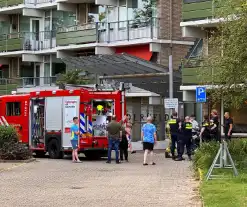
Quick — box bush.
[0,126,19,148]
[0,126,32,160]
[193,139,247,172]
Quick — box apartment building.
[180,0,247,136]
[0,0,194,94]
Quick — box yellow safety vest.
[168,119,177,124]
[185,123,192,129]
[97,105,103,111]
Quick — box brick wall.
[158,44,191,70]
[156,0,194,69]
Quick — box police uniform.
[201,120,211,142]
[168,117,180,159]
[176,121,192,161]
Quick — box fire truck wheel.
[48,139,63,159]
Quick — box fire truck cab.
[0,86,126,159]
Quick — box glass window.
[52,10,76,30]
[6,102,21,116]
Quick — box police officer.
[199,115,211,142]
[168,112,180,160]
[176,116,192,161]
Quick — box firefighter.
[176,116,192,161]
[97,104,104,115]
[199,115,211,142]
[168,112,181,160]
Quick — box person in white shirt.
[190,114,199,133]
[190,114,199,150]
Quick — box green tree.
[200,0,247,109]
[132,0,153,27]
[56,70,93,85]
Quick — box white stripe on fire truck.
[1,116,9,126]
[80,113,86,133]
[88,121,92,134]
[0,118,4,126]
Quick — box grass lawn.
[200,171,247,207]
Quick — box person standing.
[199,115,211,142]
[176,116,193,161]
[119,121,129,162]
[224,112,233,141]
[141,116,157,166]
[168,112,181,160]
[70,117,82,163]
[106,115,122,164]
[210,109,219,142]
[190,114,199,150]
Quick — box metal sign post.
[196,87,206,144]
[206,140,238,181]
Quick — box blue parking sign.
[196,87,206,103]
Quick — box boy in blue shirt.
[70,117,81,163]
[141,116,157,165]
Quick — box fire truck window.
[6,102,21,116]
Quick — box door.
[30,19,41,50]
[62,96,80,148]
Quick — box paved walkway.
[0,153,201,207]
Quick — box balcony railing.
[182,0,220,21]
[98,18,161,43]
[56,18,163,46]
[0,0,55,7]
[0,31,56,53]
[0,77,57,88]
[16,76,57,88]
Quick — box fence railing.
[0,0,55,7]
[97,17,162,43]
[0,31,56,52]
[0,77,57,88]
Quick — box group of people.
[69,109,234,164]
[168,110,234,161]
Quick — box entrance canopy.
[61,53,182,98]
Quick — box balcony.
[56,18,162,46]
[16,76,57,88]
[98,18,160,43]
[182,56,219,85]
[0,31,56,53]
[0,77,57,95]
[182,0,218,21]
[0,0,55,8]
[56,24,97,46]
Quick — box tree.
[132,0,153,27]
[56,70,94,86]
[200,0,247,109]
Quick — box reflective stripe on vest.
[203,123,209,127]
[168,119,177,124]
[185,123,192,129]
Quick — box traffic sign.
[196,87,206,102]
[164,98,178,109]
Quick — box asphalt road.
[0,152,201,207]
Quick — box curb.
[198,168,205,207]
[0,158,36,163]
[198,168,203,181]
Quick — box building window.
[6,102,21,116]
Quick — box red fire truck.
[0,86,126,159]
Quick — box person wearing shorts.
[141,116,157,166]
[70,117,81,163]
